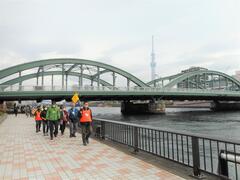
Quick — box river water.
[92,107,240,140]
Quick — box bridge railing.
[0,85,240,95]
[93,118,240,179]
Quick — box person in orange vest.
[80,102,93,146]
[34,106,42,133]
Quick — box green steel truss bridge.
[0,58,240,101]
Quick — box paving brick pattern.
[0,114,184,180]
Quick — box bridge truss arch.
[148,70,240,91]
[0,58,148,89]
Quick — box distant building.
[181,67,208,73]
[233,71,240,81]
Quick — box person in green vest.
[46,101,60,140]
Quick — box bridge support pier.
[211,101,240,111]
[121,100,165,115]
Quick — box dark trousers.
[36,120,41,132]
[81,122,92,144]
[49,120,59,139]
[60,121,66,134]
[69,121,78,136]
[42,120,49,134]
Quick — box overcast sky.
[0,0,239,82]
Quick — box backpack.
[69,109,77,122]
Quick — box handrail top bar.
[220,153,240,164]
[220,150,240,157]
[93,118,240,145]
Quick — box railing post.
[101,121,105,140]
[134,127,139,152]
[218,150,229,177]
[192,136,201,177]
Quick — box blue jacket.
[68,108,79,122]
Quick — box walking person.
[13,103,18,117]
[29,106,34,117]
[24,106,28,117]
[68,103,79,138]
[60,105,68,135]
[25,105,31,117]
[46,101,60,140]
[41,106,49,136]
[34,107,42,132]
[80,102,93,146]
[31,107,36,117]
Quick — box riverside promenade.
[0,114,185,180]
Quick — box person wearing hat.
[46,101,60,140]
[41,106,48,136]
[68,103,79,138]
[59,105,68,135]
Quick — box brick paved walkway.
[0,114,184,180]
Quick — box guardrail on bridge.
[1,85,240,95]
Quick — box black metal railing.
[92,118,240,180]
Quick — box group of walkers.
[13,103,32,117]
[33,101,93,146]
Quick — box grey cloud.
[170,37,240,70]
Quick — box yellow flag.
[72,92,79,104]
